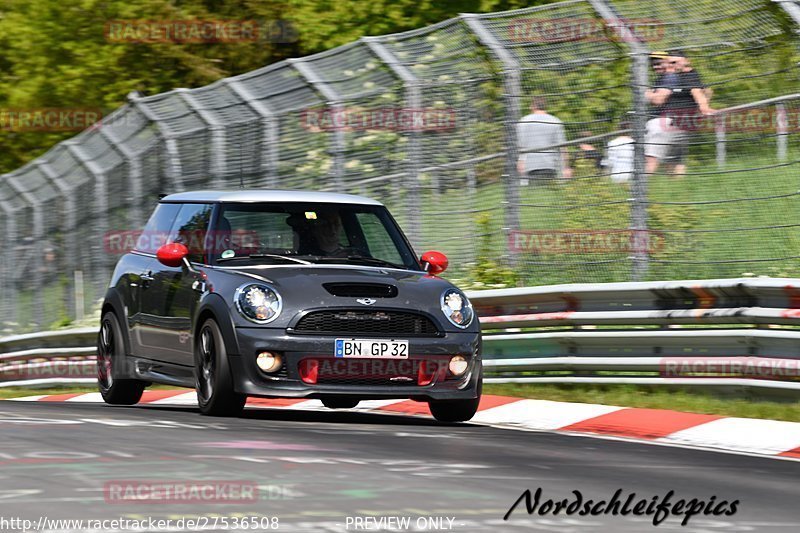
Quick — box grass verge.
[484,383,800,423]
[0,384,181,400]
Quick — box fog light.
[448,355,469,376]
[256,351,282,373]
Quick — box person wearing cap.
[644,49,714,176]
[650,51,669,76]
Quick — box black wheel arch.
[194,293,241,357]
[101,288,132,358]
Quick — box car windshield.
[211,202,422,270]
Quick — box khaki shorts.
[645,117,687,163]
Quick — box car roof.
[160,189,384,206]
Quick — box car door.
[129,202,181,359]
[139,203,212,366]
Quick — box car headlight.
[441,288,474,328]
[235,283,282,324]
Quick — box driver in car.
[288,210,354,257]
[308,211,345,255]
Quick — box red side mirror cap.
[156,243,189,268]
[421,250,448,275]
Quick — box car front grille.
[291,310,440,337]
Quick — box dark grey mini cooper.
[98,190,482,422]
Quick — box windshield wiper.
[217,254,313,265]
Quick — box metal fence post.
[4,176,45,328]
[98,118,145,228]
[776,102,788,161]
[36,161,77,321]
[462,14,522,261]
[588,0,651,281]
[177,89,227,188]
[362,36,423,248]
[127,93,185,193]
[775,0,800,27]
[290,59,346,192]
[66,142,110,306]
[225,79,280,188]
[0,200,17,328]
[715,115,727,168]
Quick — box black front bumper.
[229,328,482,401]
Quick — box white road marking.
[471,399,623,430]
[6,395,47,401]
[65,393,103,402]
[659,417,800,455]
[149,391,198,404]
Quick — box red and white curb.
[8,391,800,461]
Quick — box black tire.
[97,311,146,405]
[195,319,246,417]
[321,398,360,409]
[428,377,482,423]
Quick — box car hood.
[206,264,466,330]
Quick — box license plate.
[335,339,409,359]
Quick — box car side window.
[167,203,213,263]
[134,203,181,254]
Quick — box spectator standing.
[605,124,635,183]
[516,97,572,186]
[645,50,714,176]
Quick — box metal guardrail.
[473,277,800,389]
[2,278,800,389]
[0,328,97,387]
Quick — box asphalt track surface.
[0,401,798,532]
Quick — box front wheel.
[195,319,246,417]
[428,378,482,423]
[97,311,146,405]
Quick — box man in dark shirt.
[645,50,714,176]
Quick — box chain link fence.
[1,0,800,333]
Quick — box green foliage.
[455,212,518,290]
[0,0,554,175]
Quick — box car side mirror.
[420,250,448,275]
[156,243,189,268]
